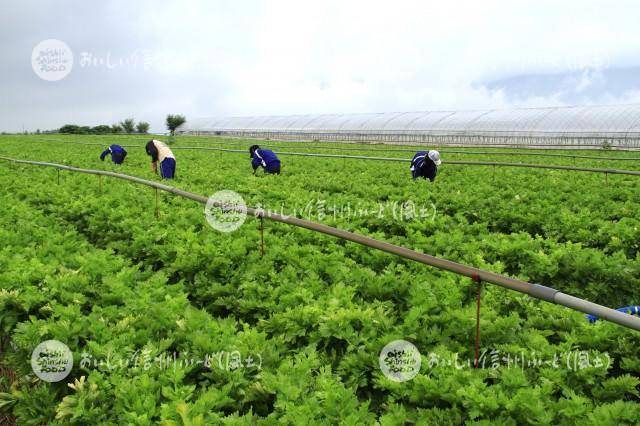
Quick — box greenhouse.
[177,103,640,148]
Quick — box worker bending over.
[410,150,441,181]
[100,144,127,164]
[145,139,176,179]
[249,145,281,175]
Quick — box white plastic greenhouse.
[176,104,640,148]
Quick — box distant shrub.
[59,124,80,134]
[136,122,150,134]
[91,125,112,135]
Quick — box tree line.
[58,114,186,135]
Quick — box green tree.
[166,114,186,136]
[59,124,80,134]
[111,124,123,134]
[91,125,112,135]
[136,122,150,134]
[120,118,135,134]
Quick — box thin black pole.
[473,273,482,368]
[260,216,265,256]
[155,188,160,218]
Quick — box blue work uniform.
[100,144,127,164]
[410,151,437,181]
[252,149,281,174]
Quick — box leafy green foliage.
[0,134,639,423]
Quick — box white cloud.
[1,0,640,131]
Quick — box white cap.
[428,150,442,166]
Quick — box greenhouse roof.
[178,104,640,136]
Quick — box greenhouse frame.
[176,103,640,148]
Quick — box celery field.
[1,134,640,425]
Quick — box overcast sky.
[2,0,640,133]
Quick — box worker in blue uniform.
[100,144,127,164]
[410,150,441,181]
[249,145,281,175]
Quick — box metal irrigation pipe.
[1,155,639,332]
[159,146,640,176]
[4,140,640,175]
[165,140,640,161]
[9,137,640,160]
[445,160,640,176]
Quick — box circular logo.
[204,190,247,232]
[379,339,421,382]
[31,39,74,81]
[31,340,73,382]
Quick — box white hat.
[428,150,442,166]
